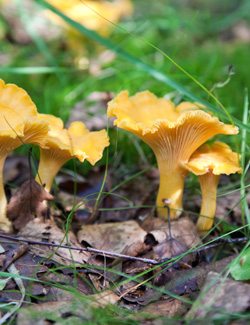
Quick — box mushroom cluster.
[107,91,240,231]
[0,79,109,232]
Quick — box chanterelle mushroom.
[36,116,109,191]
[184,141,241,232]
[0,80,48,231]
[107,91,238,219]
[47,0,133,35]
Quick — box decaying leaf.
[78,220,148,256]
[91,290,120,308]
[18,218,91,265]
[164,255,236,296]
[0,244,26,325]
[142,298,188,318]
[7,179,54,230]
[186,271,250,319]
[145,217,200,260]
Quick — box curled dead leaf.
[78,220,147,256]
[7,179,54,231]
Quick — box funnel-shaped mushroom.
[36,117,109,191]
[184,141,241,232]
[107,91,238,219]
[0,80,48,231]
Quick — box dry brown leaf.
[7,179,54,231]
[186,271,250,320]
[78,220,147,255]
[142,298,188,318]
[146,217,200,260]
[91,290,120,308]
[18,218,91,265]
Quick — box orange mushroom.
[0,80,48,231]
[184,142,242,232]
[107,91,238,219]
[47,0,133,35]
[46,0,133,55]
[36,116,109,191]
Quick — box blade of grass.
[0,66,76,74]
[36,0,250,131]
[240,89,250,229]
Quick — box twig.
[0,234,247,265]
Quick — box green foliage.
[230,247,250,280]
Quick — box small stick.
[0,234,247,266]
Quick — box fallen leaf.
[78,220,147,255]
[164,255,236,296]
[0,244,25,324]
[18,218,91,265]
[91,290,120,308]
[186,271,250,319]
[145,217,200,260]
[2,244,28,271]
[7,179,54,231]
[142,298,188,318]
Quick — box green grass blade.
[240,89,250,229]
[0,66,77,74]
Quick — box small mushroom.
[36,116,109,191]
[107,91,238,219]
[0,80,48,231]
[184,142,242,232]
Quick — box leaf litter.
[0,157,249,323]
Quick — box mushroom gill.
[107,90,238,219]
[184,141,242,233]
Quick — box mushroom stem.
[197,173,220,233]
[156,158,187,219]
[36,150,67,192]
[0,155,11,231]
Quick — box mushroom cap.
[0,79,37,117]
[184,142,242,175]
[108,91,238,136]
[107,91,238,165]
[68,121,110,164]
[37,114,71,152]
[39,116,109,164]
[0,107,24,138]
[0,79,38,138]
[47,0,133,34]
